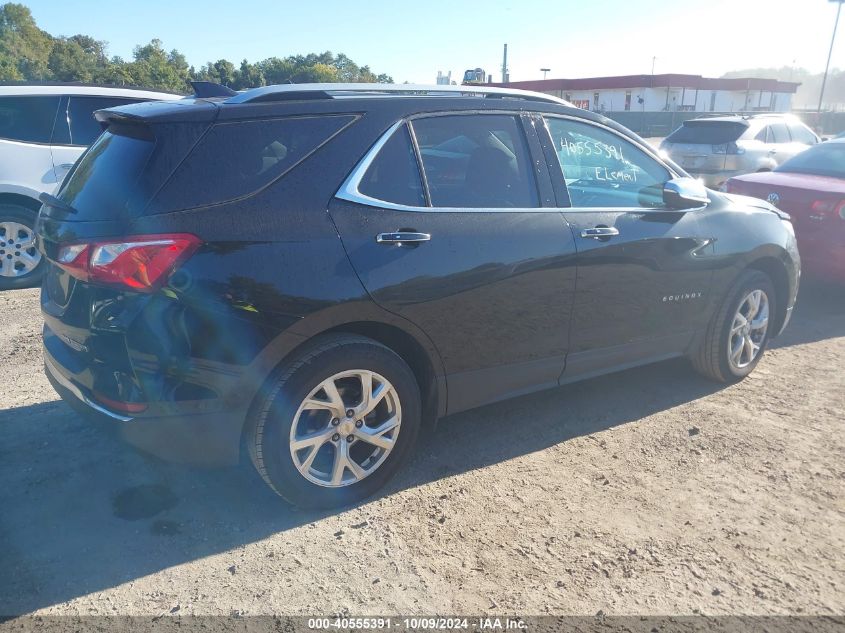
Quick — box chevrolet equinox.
[37,83,800,508]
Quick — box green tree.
[234,58,264,90]
[0,3,52,80]
[126,39,189,92]
[257,56,295,85]
[0,3,393,91]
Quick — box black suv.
[37,83,800,508]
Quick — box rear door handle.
[376,232,431,245]
[580,227,619,239]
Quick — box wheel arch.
[0,192,42,214]
[321,321,443,428]
[746,255,791,336]
[237,310,448,457]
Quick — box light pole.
[540,68,550,80]
[818,0,845,112]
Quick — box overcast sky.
[22,0,845,83]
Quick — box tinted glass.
[755,127,770,142]
[775,142,845,179]
[769,122,790,143]
[787,122,818,145]
[411,115,538,208]
[58,128,155,220]
[546,117,669,208]
[0,96,59,143]
[155,115,355,211]
[64,97,141,146]
[359,125,425,206]
[665,120,747,144]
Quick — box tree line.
[0,3,392,94]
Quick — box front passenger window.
[545,117,669,208]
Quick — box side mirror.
[663,177,710,210]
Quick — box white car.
[0,84,181,289]
[660,113,820,189]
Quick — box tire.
[0,204,46,291]
[246,334,421,508]
[692,269,776,383]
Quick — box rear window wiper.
[38,192,78,215]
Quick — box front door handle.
[376,232,431,245]
[57,163,74,170]
[580,226,620,239]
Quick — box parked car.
[726,138,845,283]
[0,84,180,289]
[660,114,820,189]
[37,83,799,508]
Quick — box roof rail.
[224,83,572,106]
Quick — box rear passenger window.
[411,115,538,208]
[0,96,60,143]
[154,115,356,211]
[769,122,790,143]
[358,125,425,207]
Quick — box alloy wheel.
[728,289,770,370]
[0,221,41,278]
[289,369,402,487]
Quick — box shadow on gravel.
[771,279,845,349]
[0,285,841,615]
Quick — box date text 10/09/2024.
[307,617,528,630]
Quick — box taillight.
[810,199,845,220]
[55,234,201,292]
[712,142,744,155]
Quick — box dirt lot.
[1,283,843,617]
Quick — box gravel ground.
[0,283,843,617]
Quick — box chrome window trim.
[335,110,556,213]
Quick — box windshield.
[665,120,748,144]
[775,142,845,179]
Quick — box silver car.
[660,114,820,189]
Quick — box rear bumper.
[44,345,244,466]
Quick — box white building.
[497,74,799,113]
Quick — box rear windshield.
[775,142,845,179]
[58,126,155,220]
[665,120,747,145]
[150,115,356,212]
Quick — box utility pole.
[540,68,550,80]
[651,56,656,75]
[502,43,509,84]
[819,0,844,112]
